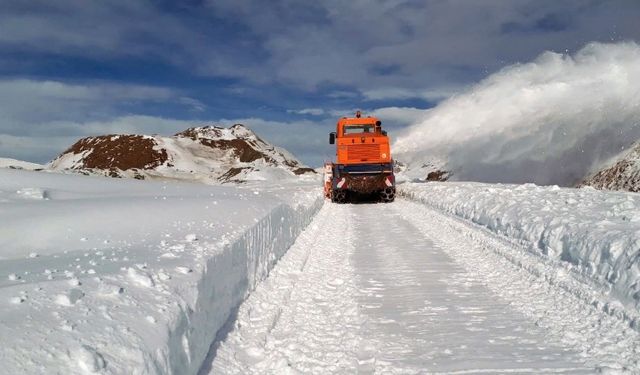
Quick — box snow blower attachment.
[324,111,395,203]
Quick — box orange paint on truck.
[334,114,391,165]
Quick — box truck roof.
[338,116,378,125]
[337,116,380,125]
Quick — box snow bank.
[394,41,640,186]
[0,169,322,374]
[399,182,640,321]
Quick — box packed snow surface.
[208,200,639,373]
[394,41,640,186]
[0,169,320,375]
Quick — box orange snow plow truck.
[324,111,395,203]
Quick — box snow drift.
[48,124,315,184]
[399,182,640,324]
[394,41,640,186]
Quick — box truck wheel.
[380,187,395,203]
[332,190,347,204]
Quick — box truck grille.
[347,144,380,162]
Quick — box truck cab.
[330,112,392,165]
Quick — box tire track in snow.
[395,199,640,373]
[206,203,364,374]
[351,203,590,374]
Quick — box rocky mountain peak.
[580,142,640,192]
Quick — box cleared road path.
[203,199,634,374]
[351,202,586,374]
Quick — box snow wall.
[394,41,640,186]
[399,183,640,328]
[171,200,323,375]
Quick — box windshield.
[344,125,375,134]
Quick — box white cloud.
[3,1,640,96]
[0,79,176,122]
[0,1,197,61]
[0,78,182,130]
[394,41,640,186]
[202,0,640,92]
[327,91,358,99]
[0,79,173,101]
[327,109,357,118]
[179,97,207,112]
[0,78,195,162]
[361,86,464,102]
[287,108,325,116]
[0,133,78,163]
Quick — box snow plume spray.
[394,42,640,186]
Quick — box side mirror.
[329,132,336,144]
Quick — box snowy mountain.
[48,124,315,183]
[0,157,43,170]
[580,141,640,192]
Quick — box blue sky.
[1,0,639,166]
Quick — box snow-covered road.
[206,199,639,374]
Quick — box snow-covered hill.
[48,124,315,183]
[580,142,640,192]
[0,157,43,170]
